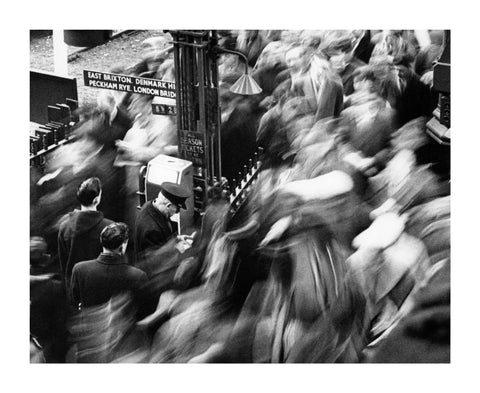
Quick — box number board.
[152,103,177,116]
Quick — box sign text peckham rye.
[83,70,176,98]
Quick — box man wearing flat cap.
[134,182,191,261]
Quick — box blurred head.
[97,90,118,114]
[371,32,415,68]
[77,177,102,208]
[141,35,172,66]
[300,30,323,52]
[282,96,314,123]
[352,66,376,93]
[247,30,259,39]
[101,222,129,254]
[429,30,444,46]
[267,30,282,41]
[255,42,286,69]
[219,54,243,83]
[30,236,48,268]
[352,64,395,98]
[208,184,228,202]
[281,30,303,45]
[320,33,355,73]
[285,46,308,73]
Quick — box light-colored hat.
[352,212,406,250]
[281,170,353,201]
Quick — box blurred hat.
[281,170,353,201]
[352,212,405,250]
[160,182,191,209]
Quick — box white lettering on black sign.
[179,130,206,167]
[83,70,176,98]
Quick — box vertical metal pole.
[53,30,68,76]
[197,46,206,132]
[173,30,223,212]
[209,30,222,180]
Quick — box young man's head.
[77,177,102,209]
[100,222,129,255]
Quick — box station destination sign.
[83,70,176,99]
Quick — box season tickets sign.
[83,70,176,98]
[179,130,205,166]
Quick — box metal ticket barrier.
[30,99,79,170]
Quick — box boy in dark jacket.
[71,222,148,309]
[57,177,113,287]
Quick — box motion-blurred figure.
[219,82,264,183]
[279,45,344,122]
[132,34,173,77]
[348,212,430,345]
[69,293,149,363]
[30,236,67,362]
[253,41,288,97]
[414,30,444,77]
[236,30,268,68]
[193,171,370,362]
[351,30,374,64]
[367,258,450,363]
[338,64,397,175]
[320,31,365,96]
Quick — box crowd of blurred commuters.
[30,29,450,363]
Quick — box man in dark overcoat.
[134,182,191,260]
[70,222,148,310]
[58,177,113,288]
[70,223,149,362]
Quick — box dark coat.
[252,62,288,97]
[353,30,374,64]
[134,201,174,259]
[275,69,344,121]
[369,259,450,363]
[340,99,396,169]
[58,210,113,286]
[340,57,366,96]
[220,98,263,183]
[70,253,148,309]
[314,74,344,122]
[30,269,67,362]
[395,67,436,127]
[236,33,268,68]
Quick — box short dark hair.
[100,222,129,250]
[77,177,102,206]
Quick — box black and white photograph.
[4,0,478,391]
[29,27,451,364]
